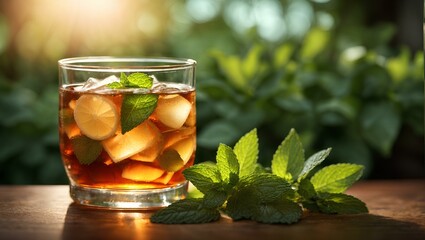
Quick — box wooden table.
[0,180,424,240]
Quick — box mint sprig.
[151,128,368,224]
[107,73,158,134]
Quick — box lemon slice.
[74,95,119,141]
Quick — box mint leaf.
[127,72,154,88]
[233,128,259,177]
[184,163,228,209]
[302,201,320,212]
[251,200,302,224]
[107,73,129,89]
[225,184,258,220]
[107,73,158,133]
[297,178,317,200]
[317,193,369,214]
[225,173,295,220]
[150,198,220,224]
[202,190,228,209]
[298,148,332,181]
[216,143,239,184]
[183,162,222,194]
[158,149,184,172]
[310,163,364,193]
[121,94,158,134]
[297,179,320,212]
[70,135,102,165]
[120,72,129,85]
[253,163,268,174]
[59,108,74,125]
[271,128,305,182]
[107,81,124,89]
[187,184,204,199]
[240,173,294,203]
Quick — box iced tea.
[59,80,196,190]
[59,57,196,209]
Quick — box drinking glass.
[58,57,196,209]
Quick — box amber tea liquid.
[59,83,196,190]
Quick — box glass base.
[69,181,188,210]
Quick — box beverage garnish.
[108,73,158,134]
[151,129,368,224]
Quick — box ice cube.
[166,135,196,165]
[153,172,174,184]
[151,82,168,93]
[60,108,81,138]
[154,94,192,129]
[121,162,164,182]
[151,75,159,84]
[102,120,160,163]
[64,123,81,139]
[163,127,196,148]
[184,104,196,127]
[130,130,164,162]
[151,82,191,94]
[80,75,120,91]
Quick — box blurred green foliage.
[0,0,423,184]
[196,33,423,178]
[0,79,65,183]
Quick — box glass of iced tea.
[58,57,196,209]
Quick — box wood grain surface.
[0,180,424,240]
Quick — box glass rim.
[58,56,197,72]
